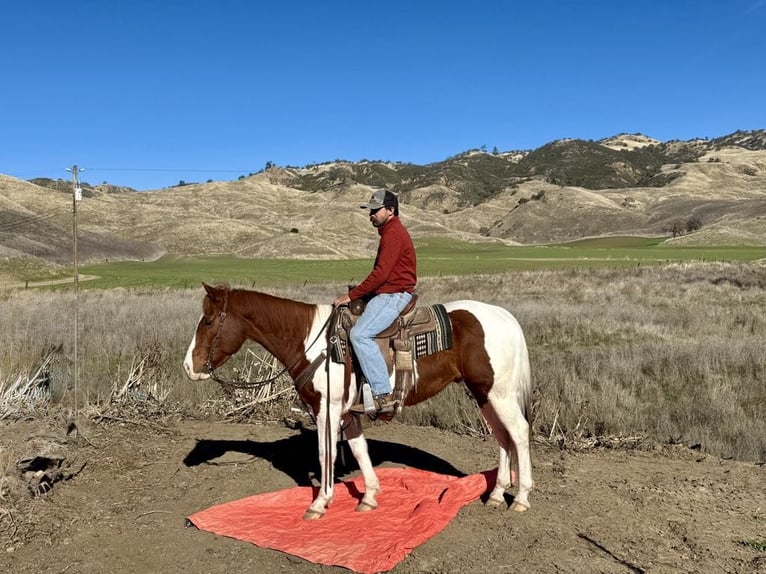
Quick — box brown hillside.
[1,131,765,275]
[0,175,161,266]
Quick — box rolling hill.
[1,129,765,281]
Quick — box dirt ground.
[1,416,764,574]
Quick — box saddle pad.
[187,466,497,573]
[413,303,452,358]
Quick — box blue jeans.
[349,292,413,396]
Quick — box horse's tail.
[518,341,533,423]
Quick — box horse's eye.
[203,317,214,327]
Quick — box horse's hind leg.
[343,415,382,511]
[482,398,534,511]
[481,405,514,507]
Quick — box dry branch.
[0,348,57,420]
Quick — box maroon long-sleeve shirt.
[348,216,416,301]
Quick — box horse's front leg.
[343,414,381,512]
[303,401,342,520]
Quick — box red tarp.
[188,466,498,573]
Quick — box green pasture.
[66,236,766,290]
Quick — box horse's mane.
[225,286,317,340]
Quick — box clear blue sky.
[2,0,765,190]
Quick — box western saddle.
[330,294,453,417]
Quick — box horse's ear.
[202,282,220,301]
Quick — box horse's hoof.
[486,497,505,509]
[355,500,378,512]
[510,502,529,513]
[302,509,325,520]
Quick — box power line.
[1,168,71,177]
[0,207,69,233]
[86,167,252,173]
[4,166,258,189]
[3,167,257,182]
[5,166,254,174]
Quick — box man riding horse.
[333,189,416,415]
[184,189,534,518]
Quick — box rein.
[201,296,345,499]
[205,305,335,394]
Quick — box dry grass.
[0,262,765,462]
[0,349,55,421]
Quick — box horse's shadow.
[183,422,467,487]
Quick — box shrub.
[2,263,764,461]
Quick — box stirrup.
[349,402,367,414]
[373,393,396,414]
[348,393,396,415]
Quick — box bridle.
[203,297,336,394]
[202,298,349,495]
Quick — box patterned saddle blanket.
[330,300,453,365]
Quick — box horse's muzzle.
[183,360,211,381]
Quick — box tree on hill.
[669,216,703,238]
[686,216,702,233]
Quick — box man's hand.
[333,293,351,307]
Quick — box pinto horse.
[183,283,534,519]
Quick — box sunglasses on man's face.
[369,207,385,216]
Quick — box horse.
[183,283,534,519]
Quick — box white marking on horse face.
[183,317,210,381]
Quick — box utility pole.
[66,165,83,413]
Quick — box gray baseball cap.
[360,189,398,210]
